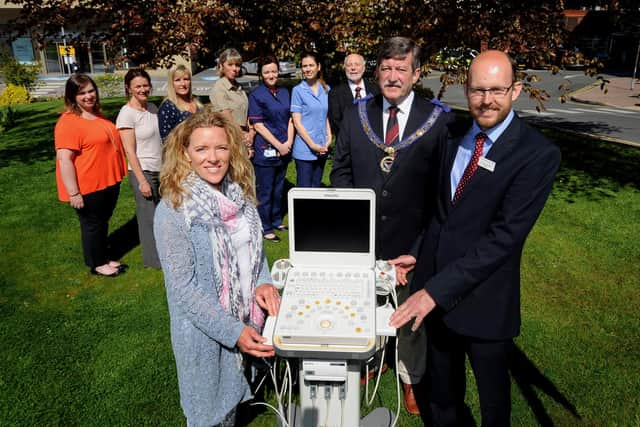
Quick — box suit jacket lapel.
[453,115,522,204]
[442,134,461,214]
[367,95,384,143]
[344,85,355,103]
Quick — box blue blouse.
[290,80,330,161]
[158,100,193,141]
[248,83,291,167]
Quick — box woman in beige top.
[209,48,255,157]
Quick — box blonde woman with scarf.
[154,110,280,427]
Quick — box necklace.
[357,101,444,173]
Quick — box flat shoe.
[276,225,288,231]
[263,234,281,242]
[109,261,129,272]
[90,268,121,277]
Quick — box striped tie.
[385,106,399,146]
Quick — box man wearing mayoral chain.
[331,36,452,415]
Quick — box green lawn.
[1,99,638,426]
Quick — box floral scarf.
[181,172,265,330]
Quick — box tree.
[7,1,579,69]
[5,0,246,68]
[7,0,612,107]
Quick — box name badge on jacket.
[478,157,495,172]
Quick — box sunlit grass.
[0,100,638,426]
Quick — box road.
[31,69,638,144]
[421,70,640,144]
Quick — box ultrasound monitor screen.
[293,198,370,252]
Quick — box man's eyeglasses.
[468,83,514,98]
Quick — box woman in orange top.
[55,74,128,277]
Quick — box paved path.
[570,77,640,111]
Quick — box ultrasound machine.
[261,188,400,427]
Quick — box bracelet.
[69,192,81,197]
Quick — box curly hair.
[160,108,256,209]
[63,74,101,115]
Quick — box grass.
[1,99,639,426]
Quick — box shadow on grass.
[540,127,640,204]
[528,116,623,138]
[107,216,140,261]
[510,345,581,426]
[413,344,580,426]
[0,99,127,168]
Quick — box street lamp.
[61,26,72,75]
[632,39,639,90]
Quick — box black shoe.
[276,225,288,231]
[263,234,281,242]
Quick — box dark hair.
[257,54,279,77]
[63,74,101,115]
[124,68,152,96]
[300,51,328,90]
[376,37,421,71]
[300,51,321,68]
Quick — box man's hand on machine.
[255,283,281,316]
[237,326,275,357]
[389,289,436,332]
[388,255,416,286]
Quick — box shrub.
[0,105,17,133]
[0,49,41,91]
[0,84,30,106]
[94,73,124,97]
[414,84,435,100]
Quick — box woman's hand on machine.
[255,284,281,316]
[237,325,275,357]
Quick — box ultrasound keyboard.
[274,268,376,348]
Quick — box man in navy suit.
[328,53,379,138]
[390,50,561,426]
[331,37,452,415]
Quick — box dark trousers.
[426,318,512,427]
[75,183,120,268]
[294,157,326,188]
[254,163,288,235]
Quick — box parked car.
[433,48,478,71]
[241,58,299,77]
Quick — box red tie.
[453,132,487,203]
[355,86,362,99]
[385,106,399,146]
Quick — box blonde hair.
[162,64,202,111]
[160,108,256,209]
[217,48,243,72]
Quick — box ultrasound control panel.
[273,267,376,359]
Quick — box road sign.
[58,46,75,56]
